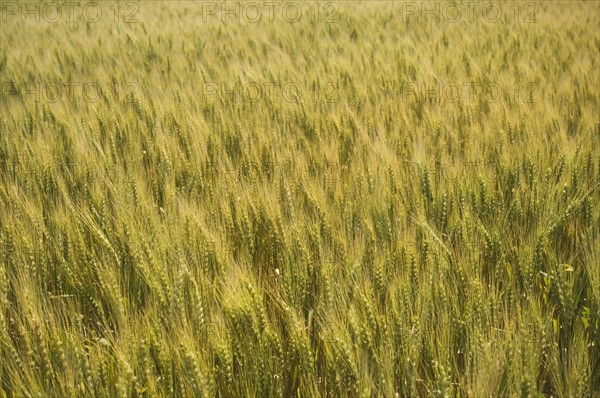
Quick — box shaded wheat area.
[0,1,599,396]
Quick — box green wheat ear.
[0,1,598,396]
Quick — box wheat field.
[0,1,599,397]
